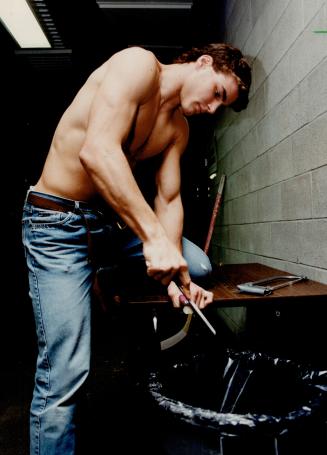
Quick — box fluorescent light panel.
[0,0,51,48]
[98,2,192,10]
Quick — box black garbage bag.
[147,349,327,453]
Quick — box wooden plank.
[126,263,327,307]
[210,263,327,305]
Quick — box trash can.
[147,348,327,455]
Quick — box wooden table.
[209,263,327,306]
[127,263,327,307]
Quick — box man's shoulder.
[110,46,157,68]
[106,47,159,95]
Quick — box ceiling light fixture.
[98,2,192,10]
[0,0,51,48]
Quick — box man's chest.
[125,105,180,162]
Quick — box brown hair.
[174,43,252,112]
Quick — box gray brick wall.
[212,0,327,283]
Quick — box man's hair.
[174,43,252,112]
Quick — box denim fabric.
[22,190,211,455]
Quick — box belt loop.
[75,203,94,266]
[25,186,34,204]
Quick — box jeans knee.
[34,357,90,409]
[190,256,212,280]
[182,237,212,280]
[59,362,90,397]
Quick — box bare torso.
[30,47,214,302]
[34,51,185,202]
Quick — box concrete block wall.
[211,0,327,283]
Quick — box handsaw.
[237,275,307,295]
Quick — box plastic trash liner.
[147,349,327,454]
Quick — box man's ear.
[196,54,213,68]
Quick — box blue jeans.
[22,190,212,455]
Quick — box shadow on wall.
[232,54,267,136]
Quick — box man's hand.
[167,281,213,309]
[143,237,191,289]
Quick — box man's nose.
[207,100,222,114]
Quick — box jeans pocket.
[25,209,75,228]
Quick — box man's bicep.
[84,76,139,148]
[86,90,136,149]
[84,49,158,148]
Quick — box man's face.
[181,56,239,116]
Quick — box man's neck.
[158,62,193,112]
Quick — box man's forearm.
[154,194,184,250]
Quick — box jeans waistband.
[26,191,94,213]
[26,189,127,230]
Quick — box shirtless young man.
[22,44,251,454]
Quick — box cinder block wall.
[211,0,327,283]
